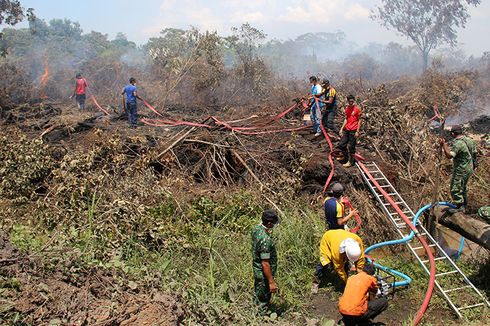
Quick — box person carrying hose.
[324,183,358,230]
[312,229,365,294]
[121,77,143,128]
[308,76,323,137]
[338,263,388,326]
[438,125,477,213]
[71,73,88,110]
[320,79,339,138]
[251,209,280,315]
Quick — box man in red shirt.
[71,73,88,110]
[337,95,362,168]
[338,263,388,325]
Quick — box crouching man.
[338,263,388,325]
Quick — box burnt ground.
[1,96,489,325]
[307,287,458,326]
[0,232,185,325]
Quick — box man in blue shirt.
[121,77,142,128]
[324,183,358,230]
[309,76,323,137]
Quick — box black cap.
[262,209,279,225]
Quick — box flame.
[40,55,49,86]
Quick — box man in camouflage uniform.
[251,209,279,315]
[439,125,477,213]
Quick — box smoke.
[445,103,490,126]
[120,48,150,69]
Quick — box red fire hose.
[357,161,436,325]
[87,89,110,115]
[315,97,362,233]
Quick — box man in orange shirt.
[338,263,388,325]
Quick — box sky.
[12,0,490,56]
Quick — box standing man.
[338,263,388,325]
[337,95,362,168]
[439,125,477,213]
[251,209,280,315]
[309,76,323,137]
[71,73,88,110]
[312,229,365,294]
[321,79,338,137]
[121,77,142,128]
[324,183,358,230]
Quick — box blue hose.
[455,237,465,260]
[365,202,454,288]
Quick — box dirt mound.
[0,233,184,325]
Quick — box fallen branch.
[232,150,263,191]
[157,127,196,159]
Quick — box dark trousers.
[75,94,86,110]
[314,262,349,284]
[322,108,338,134]
[126,102,138,126]
[338,130,357,164]
[254,278,271,315]
[314,263,331,283]
[341,297,389,325]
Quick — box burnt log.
[433,206,490,251]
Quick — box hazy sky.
[14,0,490,56]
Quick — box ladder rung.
[443,285,472,293]
[394,201,404,205]
[392,218,402,221]
[390,211,412,216]
[367,170,380,174]
[372,177,385,181]
[421,257,447,264]
[387,193,397,196]
[396,223,407,229]
[380,185,391,188]
[435,270,458,277]
[411,244,436,250]
[457,303,485,311]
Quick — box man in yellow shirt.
[312,229,365,294]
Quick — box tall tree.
[372,0,480,71]
[0,0,24,25]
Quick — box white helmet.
[340,238,361,262]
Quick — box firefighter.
[312,229,365,294]
[324,183,358,230]
[309,76,323,137]
[321,79,339,137]
[71,73,88,110]
[121,77,143,128]
[439,125,477,213]
[337,95,362,168]
[338,263,388,325]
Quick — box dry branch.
[157,127,196,159]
